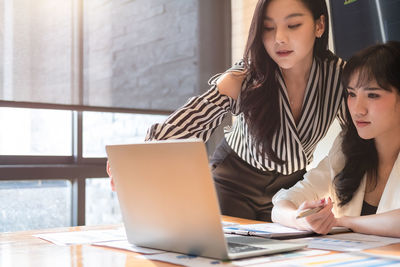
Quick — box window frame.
[0,101,170,227]
[0,0,171,228]
[0,0,232,229]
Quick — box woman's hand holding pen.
[295,197,336,235]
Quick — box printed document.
[224,223,348,238]
[287,233,400,252]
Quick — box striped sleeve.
[145,85,236,142]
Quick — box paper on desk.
[223,223,313,238]
[222,221,240,227]
[360,251,400,261]
[92,240,165,254]
[35,220,234,247]
[271,252,400,266]
[231,249,330,266]
[34,228,127,246]
[287,233,400,252]
[140,252,233,267]
[143,249,331,267]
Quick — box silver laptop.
[106,139,306,260]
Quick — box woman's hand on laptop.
[106,160,116,191]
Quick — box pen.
[296,202,335,219]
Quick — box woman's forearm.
[273,198,337,234]
[271,200,303,229]
[337,209,400,237]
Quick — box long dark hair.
[334,41,400,206]
[240,0,333,164]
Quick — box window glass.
[85,178,122,226]
[0,0,73,105]
[0,180,71,232]
[83,111,167,158]
[0,108,72,155]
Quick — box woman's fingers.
[312,212,335,234]
[303,201,335,234]
[299,198,326,211]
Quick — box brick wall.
[3,0,230,111]
[84,0,205,110]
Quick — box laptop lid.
[106,139,305,260]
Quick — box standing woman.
[110,0,346,221]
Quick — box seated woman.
[271,41,400,238]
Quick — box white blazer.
[272,134,400,217]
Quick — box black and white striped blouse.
[146,56,346,175]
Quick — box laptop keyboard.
[227,242,266,254]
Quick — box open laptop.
[106,139,306,260]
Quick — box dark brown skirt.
[210,138,306,222]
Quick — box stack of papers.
[33,223,400,266]
[223,223,348,239]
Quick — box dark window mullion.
[0,164,107,180]
[72,111,83,163]
[71,110,85,226]
[0,155,73,165]
[71,177,86,226]
[71,0,85,226]
[0,100,171,115]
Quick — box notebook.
[106,139,306,260]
